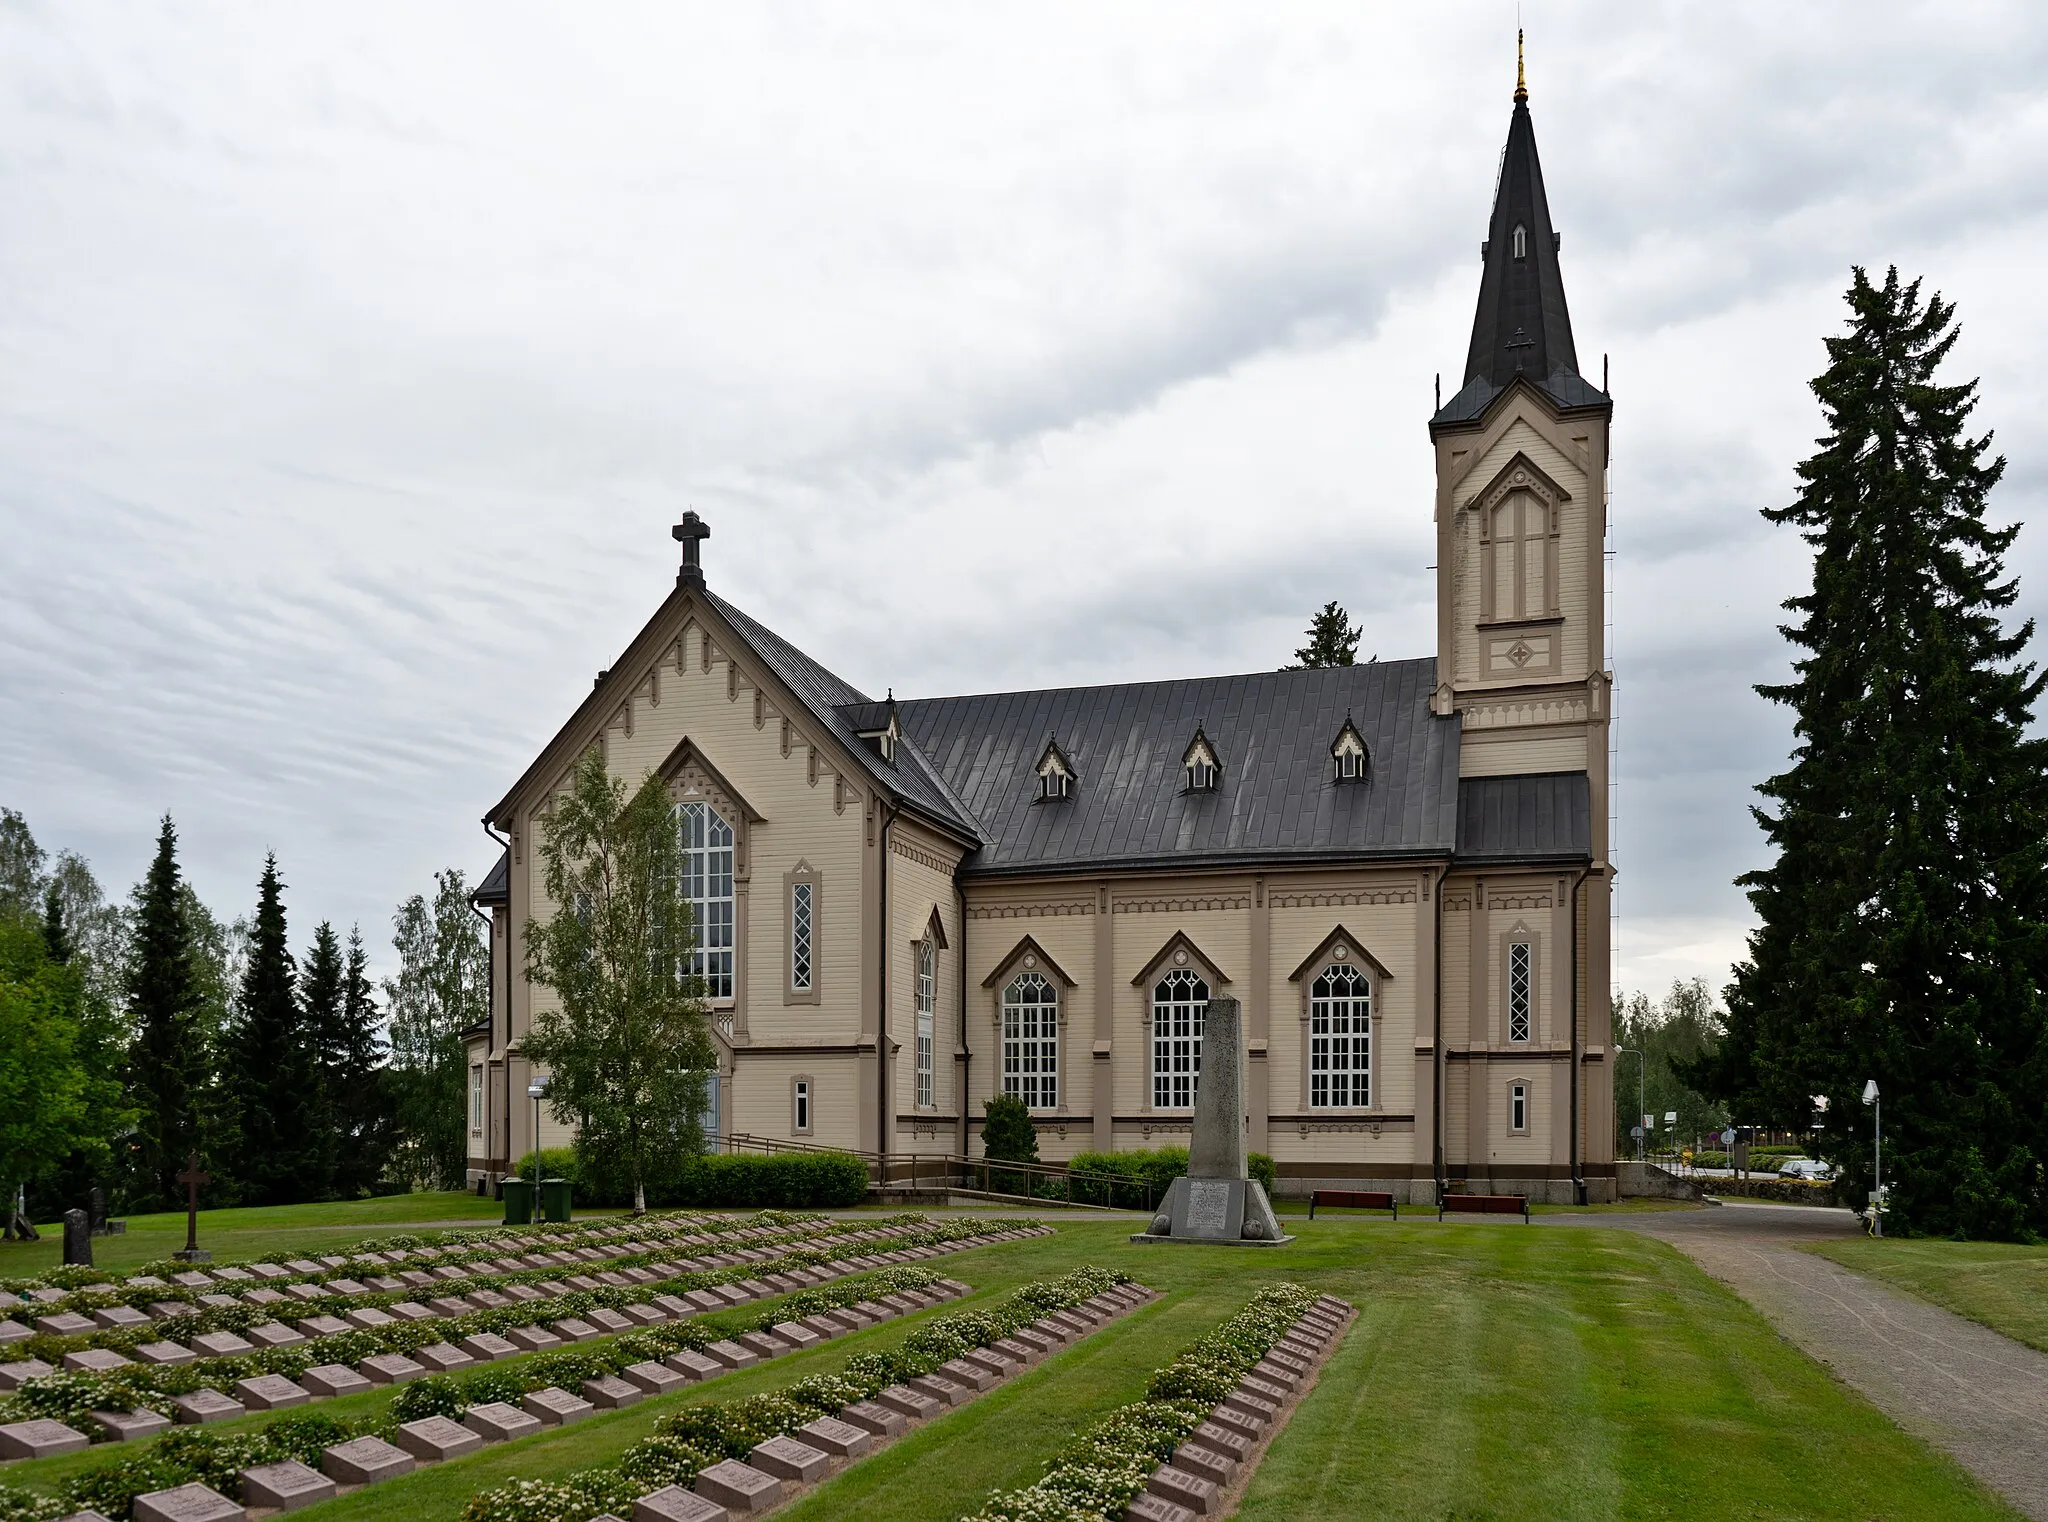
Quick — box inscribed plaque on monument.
[1185,1179,1231,1236]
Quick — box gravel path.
[1547,1202,2048,1519]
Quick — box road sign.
[1721,1128,1736,1147]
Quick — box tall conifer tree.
[297,921,345,1198]
[334,926,393,1195]
[124,817,209,1209]
[1687,268,2048,1238]
[229,855,320,1204]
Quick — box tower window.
[1512,223,1528,260]
[1508,941,1533,1043]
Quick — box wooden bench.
[1308,1189,1399,1220]
[1437,1193,1530,1223]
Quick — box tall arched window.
[915,939,936,1109]
[677,801,734,999]
[1002,972,1058,1110]
[1152,969,1208,1109]
[1309,963,1371,1108]
[1511,223,1528,259]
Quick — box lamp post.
[1617,1046,1648,1162]
[1862,1079,1882,1237]
[527,1075,549,1226]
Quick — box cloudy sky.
[5,3,2047,1000]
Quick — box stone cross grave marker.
[174,1152,212,1263]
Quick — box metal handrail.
[718,1132,1159,1212]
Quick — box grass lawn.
[138,1217,2016,1522]
[0,1193,596,1277]
[1809,1237,2048,1354]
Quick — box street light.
[1862,1079,1882,1237]
[1616,1046,1648,1161]
[526,1075,550,1225]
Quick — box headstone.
[748,1435,828,1483]
[90,1408,172,1443]
[171,1389,245,1425]
[63,1348,134,1374]
[320,1435,414,1485]
[393,1415,483,1462]
[521,1386,593,1425]
[1128,997,1292,1246]
[63,1208,92,1267]
[0,1419,92,1460]
[631,1485,729,1522]
[693,1459,781,1513]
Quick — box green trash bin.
[501,1178,534,1226]
[540,1177,573,1223]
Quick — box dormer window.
[1034,737,1075,802]
[1182,729,1220,794]
[1512,223,1528,260]
[852,694,901,766]
[1330,716,1369,784]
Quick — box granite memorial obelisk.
[1131,996,1291,1246]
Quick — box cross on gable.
[672,511,711,585]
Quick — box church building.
[465,63,1618,1203]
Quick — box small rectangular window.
[793,1080,811,1135]
[1511,1082,1529,1133]
[1508,942,1532,1043]
[791,882,813,992]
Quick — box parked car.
[1778,1158,1834,1181]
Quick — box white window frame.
[678,800,735,1001]
[1308,962,1371,1109]
[792,1078,811,1136]
[1002,971,1059,1111]
[791,880,814,994]
[469,1064,484,1133]
[915,938,936,1109]
[1510,1081,1530,1134]
[1507,940,1533,1044]
[1151,969,1208,1109]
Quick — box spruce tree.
[334,926,394,1195]
[124,817,209,1209]
[40,885,69,964]
[297,921,345,1198]
[1686,268,2048,1239]
[229,855,319,1204]
[1285,601,1363,669]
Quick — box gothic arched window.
[915,938,937,1109]
[1151,969,1209,1109]
[1512,223,1528,260]
[1309,963,1371,1108]
[677,801,735,999]
[1002,971,1058,1110]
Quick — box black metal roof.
[473,849,509,905]
[1454,772,1592,864]
[1433,83,1609,429]
[895,659,1462,878]
[706,592,981,842]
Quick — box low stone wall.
[1616,1162,1704,1201]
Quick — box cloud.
[4,2,2048,1000]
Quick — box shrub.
[670,1152,868,1209]
[0,1487,69,1522]
[982,1094,1040,1164]
[259,1412,356,1464]
[510,1148,579,1186]
[390,1375,468,1423]
[1063,1147,1277,1208]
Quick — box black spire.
[1436,35,1606,427]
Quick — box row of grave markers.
[0,1226,1054,1464]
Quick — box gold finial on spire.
[1514,28,1527,104]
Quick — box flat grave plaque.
[233,1374,310,1410]
[132,1342,195,1367]
[838,1400,906,1438]
[92,1305,150,1330]
[394,1415,483,1462]
[1172,1441,1236,1486]
[359,1353,426,1385]
[461,1402,542,1443]
[693,1459,781,1513]
[343,1307,395,1330]
[90,1408,172,1443]
[793,1416,869,1459]
[702,1340,757,1369]
[131,1483,244,1522]
[0,1419,91,1460]
[665,1350,724,1381]
[63,1348,134,1374]
[387,1301,435,1322]
[427,1298,471,1318]
[582,1375,642,1409]
[553,1317,602,1343]
[414,1343,474,1373]
[748,1435,828,1483]
[34,1311,97,1337]
[458,1332,519,1363]
[522,1386,593,1426]
[300,1364,372,1399]
[505,1326,561,1353]
[238,1460,335,1511]
[631,1487,728,1522]
[296,1316,350,1339]
[171,1389,244,1425]
[321,1435,414,1486]
[1125,1492,1199,1522]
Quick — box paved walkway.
[1549,1202,2048,1519]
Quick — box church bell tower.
[1430,38,1613,802]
